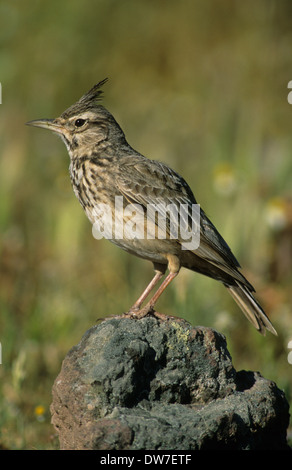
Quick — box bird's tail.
[225,283,277,336]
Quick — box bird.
[27,78,277,336]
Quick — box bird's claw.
[123,305,155,319]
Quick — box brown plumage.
[27,79,277,335]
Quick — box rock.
[50,316,290,450]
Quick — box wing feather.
[116,157,250,286]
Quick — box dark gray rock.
[50,316,290,450]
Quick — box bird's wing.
[116,157,197,238]
[116,157,250,286]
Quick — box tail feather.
[226,283,277,336]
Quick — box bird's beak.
[26,119,65,135]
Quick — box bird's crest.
[61,78,109,118]
[79,78,108,106]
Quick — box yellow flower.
[34,405,46,422]
[264,197,288,231]
[212,163,237,196]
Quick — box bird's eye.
[75,118,86,128]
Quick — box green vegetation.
[0,0,291,449]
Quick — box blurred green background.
[0,0,291,449]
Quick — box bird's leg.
[129,271,178,319]
[126,255,180,320]
[127,272,164,312]
[125,263,166,315]
[148,271,178,309]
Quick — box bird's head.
[27,78,125,157]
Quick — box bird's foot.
[123,306,184,323]
[96,308,157,322]
[123,304,155,319]
[98,307,186,324]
